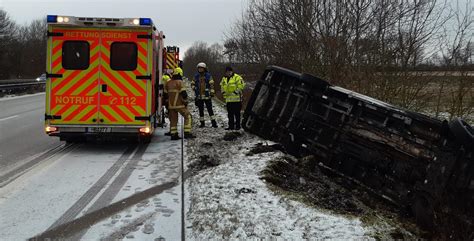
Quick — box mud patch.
[201,142,213,148]
[261,155,426,239]
[247,143,285,156]
[235,187,257,195]
[188,155,220,173]
[223,132,243,141]
[261,156,364,215]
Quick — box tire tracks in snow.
[30,170,193,240]
[47,144,138,230]
[0,143,76,188]
[69,144,149,240]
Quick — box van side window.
[62,41,90,70]
[110,42,137,71]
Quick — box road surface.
[0,93,184,240]
[0,93,61,171]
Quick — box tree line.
[0,9,47,79]
[185,0,473,122]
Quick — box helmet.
[162,74,170,81]
[173,67,183,76]
[197,62,207,69]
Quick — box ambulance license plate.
[89,127,112,133]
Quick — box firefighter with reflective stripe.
[164,67,195,140]
[220,66,245,130]
[192,62,218,128]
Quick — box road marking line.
[0,115,19,122]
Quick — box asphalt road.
[0,93,61,170]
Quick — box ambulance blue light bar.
[47,15,71,24]
[47,15,57,23]
[139,18,152,25]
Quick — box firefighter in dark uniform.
[164,67,195,140]
[192,62,218,128]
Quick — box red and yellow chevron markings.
[166,52,178,69]
[49,29,151,125]
[50,33,100,124]
[98,32,148,124]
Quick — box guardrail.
[243,65,474,239]
[0,78,36,84]
[0,81,45,96]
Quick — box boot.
[184,133,196,139]
[165,131,171,136]
[211,120,218,128]
[199,121,205,128]
[171,134,181,140]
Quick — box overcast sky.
[0,0,247,56]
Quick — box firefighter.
[162,72,172,136]
[164,67,195,140]
[220,66,245,130]
[162,72,171,85]
[192,62,218,128]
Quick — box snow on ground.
[184,100,373,239]
[0,92,421,240]
[0,144,128,239]
[82,128,184,240]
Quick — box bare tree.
[224,0,472,121]
[0,11,47,79]
[0,9,17,79]
[183,41,225,78]
[435,0,474,120]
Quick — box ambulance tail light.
[45,126,58,133]
[139,127,151,134]
[139,18,152,26]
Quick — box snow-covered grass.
[185,101,377,239]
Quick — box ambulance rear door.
[97,28,152,126]
[46,26,101,126]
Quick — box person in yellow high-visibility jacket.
[220,66,245,130]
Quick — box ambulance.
[44,15,165,142]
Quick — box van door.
[46,26,101,125]
[97,29,150,125]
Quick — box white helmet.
[197,62,207,69]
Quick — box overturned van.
[243,66,474,238]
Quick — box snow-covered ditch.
[184,101,419,239]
